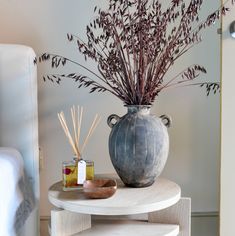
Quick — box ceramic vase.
[107,105,171,187]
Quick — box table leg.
[51,208,91,236]
[148,198,191,236]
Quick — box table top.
[48,176,181,216]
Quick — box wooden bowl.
[83,179,117,199]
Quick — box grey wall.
[0,0,220,217]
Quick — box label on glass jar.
[77,160,86,185]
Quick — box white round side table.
[48,176,190,236]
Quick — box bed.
[0,44,39,236]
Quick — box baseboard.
[191,212,219,217]
[40,216,50,221]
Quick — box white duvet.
[0,148,34,236]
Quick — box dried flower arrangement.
[38,0,234,105]
[58,106,101,159]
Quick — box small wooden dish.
[83,179,117,199]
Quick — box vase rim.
[124,104,152,108]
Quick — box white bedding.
[0,148,34,236]
[0,44,39,236]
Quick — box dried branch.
[38,0,234,105]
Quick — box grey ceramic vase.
[107,105,171,188]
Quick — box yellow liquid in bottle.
[62,163,78,187]
[63,160,94,188]
[86,164,94,180]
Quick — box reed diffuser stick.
[71,106,78,150]
[58,105,101,159]
[58,113,80,157]
[77,105,80,148]
[81,114,101,153]
[77,106,83,150]
[81,117,101,154]
[61,113,80,157]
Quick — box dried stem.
[39,0,234,103]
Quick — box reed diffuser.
[58,105,101,159]
[58,105,101,189]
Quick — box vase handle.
[160,115,172,128]
[107,114,121,128]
